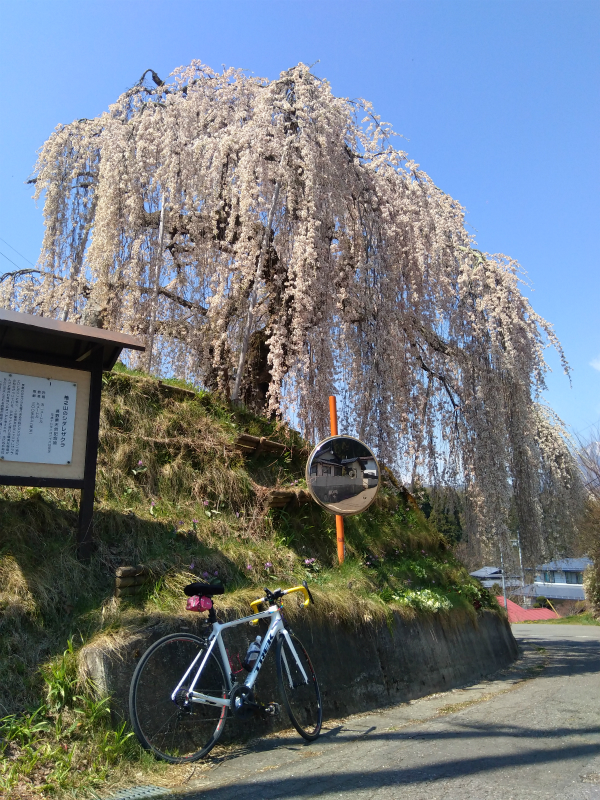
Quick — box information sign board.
[0,308,145,559]
[0,371,78,465]
[0,359,89,482]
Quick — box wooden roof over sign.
[0,308,144,370]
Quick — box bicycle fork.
[279,628,309,688]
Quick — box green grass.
[0,639,152,798]
[0,363,495,798]
[522,612,600,625]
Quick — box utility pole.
[511,530,526,597]
[146,192,166,375]
[499,547,508,609]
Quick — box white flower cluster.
[6,60,581,563]
[394,588,452,613]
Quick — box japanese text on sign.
[0,372,77,465]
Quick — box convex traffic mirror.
[305,436,380,516]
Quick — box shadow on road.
[518,635,600,680]
[170,737,600,799]
[164,627,600,799]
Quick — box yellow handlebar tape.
[284,585,311,606]
[248,585,311,625]
[249,598,264,616]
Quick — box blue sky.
[0,0,598,439]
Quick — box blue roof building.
[521,557,592,601]
[469,566,522,590]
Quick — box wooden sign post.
[0,309,144,559]
[328,395,345,565]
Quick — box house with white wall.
[521,557,592,602]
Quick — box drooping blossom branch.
[7,59,582,563]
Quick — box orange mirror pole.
[329,395,345,564]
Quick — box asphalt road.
[156,624,600,800]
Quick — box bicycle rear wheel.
[276,631,322,740]
[129,632,228,763]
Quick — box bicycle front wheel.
[276,631,322,740]
[129,632,228,763]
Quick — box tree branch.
[413,351,459,410]
[139,286,207,314]
[0,268,62,283]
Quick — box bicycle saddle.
[184,581,225,597]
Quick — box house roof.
[480,578,522,589]
[522,583,586,600]
[537,558,592,572]
[496,597,559,623]
[0,308,144,371]
[470,566,502,578]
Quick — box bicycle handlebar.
[249,583,313,622]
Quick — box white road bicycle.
[129,581,322,763]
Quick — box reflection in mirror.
[305,436,380,516]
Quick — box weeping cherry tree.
[3,60,582,565]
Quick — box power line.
[571,418,600,438]
[0,250,23,270]
[0,236,37,268]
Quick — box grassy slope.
[0,365,495,797]
[521,612,600,625]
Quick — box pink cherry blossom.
[19,59,582,563]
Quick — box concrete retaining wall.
[82,608,518,739]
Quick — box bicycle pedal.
[264,702,281,716]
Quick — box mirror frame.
[305,434,380,516]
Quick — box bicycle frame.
[170,604,308,709]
